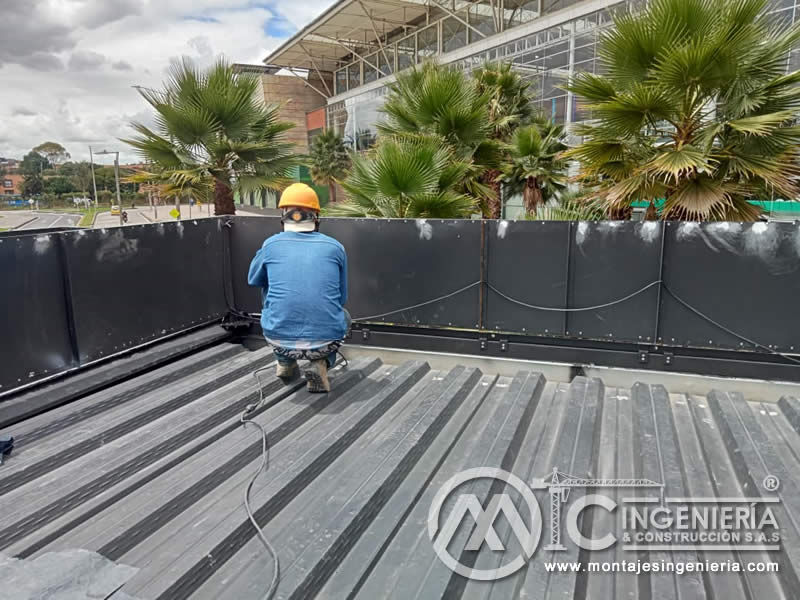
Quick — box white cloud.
[68,50,107,71]
[0,0,336,162]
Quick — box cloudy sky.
[0,0,331,163]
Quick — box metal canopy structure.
[264,0,434,73]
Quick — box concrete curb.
[11,216,39,230]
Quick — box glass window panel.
[378,47,394,76]
[506,0,540,28]
[789,50,800,72]
[353,97,383,151]
[574,43,595,63]
[335,69,348,94]
[364,54,378,83]
[542,71,565,97]
[545,49,569,70]
[628,0,646,13]
[768,0,794,9]
[573,58,595,74]
[417,25,438,61]
[396,37,415,71]
[524,74,544,99]
[468,10,495,43]
[348,64,361,90]
[545,95,567,122]
[547,40,569,56]
[542,0,583,14]
[767,7,794,27]
[574,32,596,48]
[442,17,467,53]
[515,51,544,65]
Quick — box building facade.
[265,0,799,146]
[2,173,22,197]
[233,63,330,152]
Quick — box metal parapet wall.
[0,220,228,393]
[3,216,800,395]
[231,217,800,380]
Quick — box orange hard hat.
[278,183,320,211]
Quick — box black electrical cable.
[346,278,800,367]
[221,220,261,323]
[223,222,799,367]
[661,284,800,366]
[239,367,281,600]
[351,281,482,322]
[487,280,663,312]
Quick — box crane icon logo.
[428,467,542,580]
[531,467,662,551]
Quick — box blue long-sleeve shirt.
[247,231,348,342]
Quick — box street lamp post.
[89,146,99,208]
[95,150,123,227]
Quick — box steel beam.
[285,68,330,99]
[299,44,333,96]
[358,0,394,73]
[427,0,487,38]
[319,34,389,77]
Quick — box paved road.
[17,212,81,230]
[94,208,150,229]
[93,205,264,228]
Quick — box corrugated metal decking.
[1,341,799,599]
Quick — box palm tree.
[566,0,800,221]
[500,118,568,215]
[473,62,534,218]
[326,136,476,218]
[308,130,350,204]
[123,58,301,215]
[377,62,501,209]
[528,191,606,221]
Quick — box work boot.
[304,359,330,393]
[276,360,298,383]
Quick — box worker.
[247,183,349,393]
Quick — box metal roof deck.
[2,337,800,599]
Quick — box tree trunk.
[522,176,543,216]
[644,200,658,221]
[483,168,502,219]
[214,179,236,216]
[329,181,337,204]
[607,205,633,220]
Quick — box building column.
[565,27,576,127]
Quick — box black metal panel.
[229,216,482,329]
[660,221,800,352]
[484,220,569,335]
[0,227,81,239]
[0,233,75,391]
[324,218,481,328]
[228,216,282,314]
[568,221,662,343]
[63,220,227,364]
